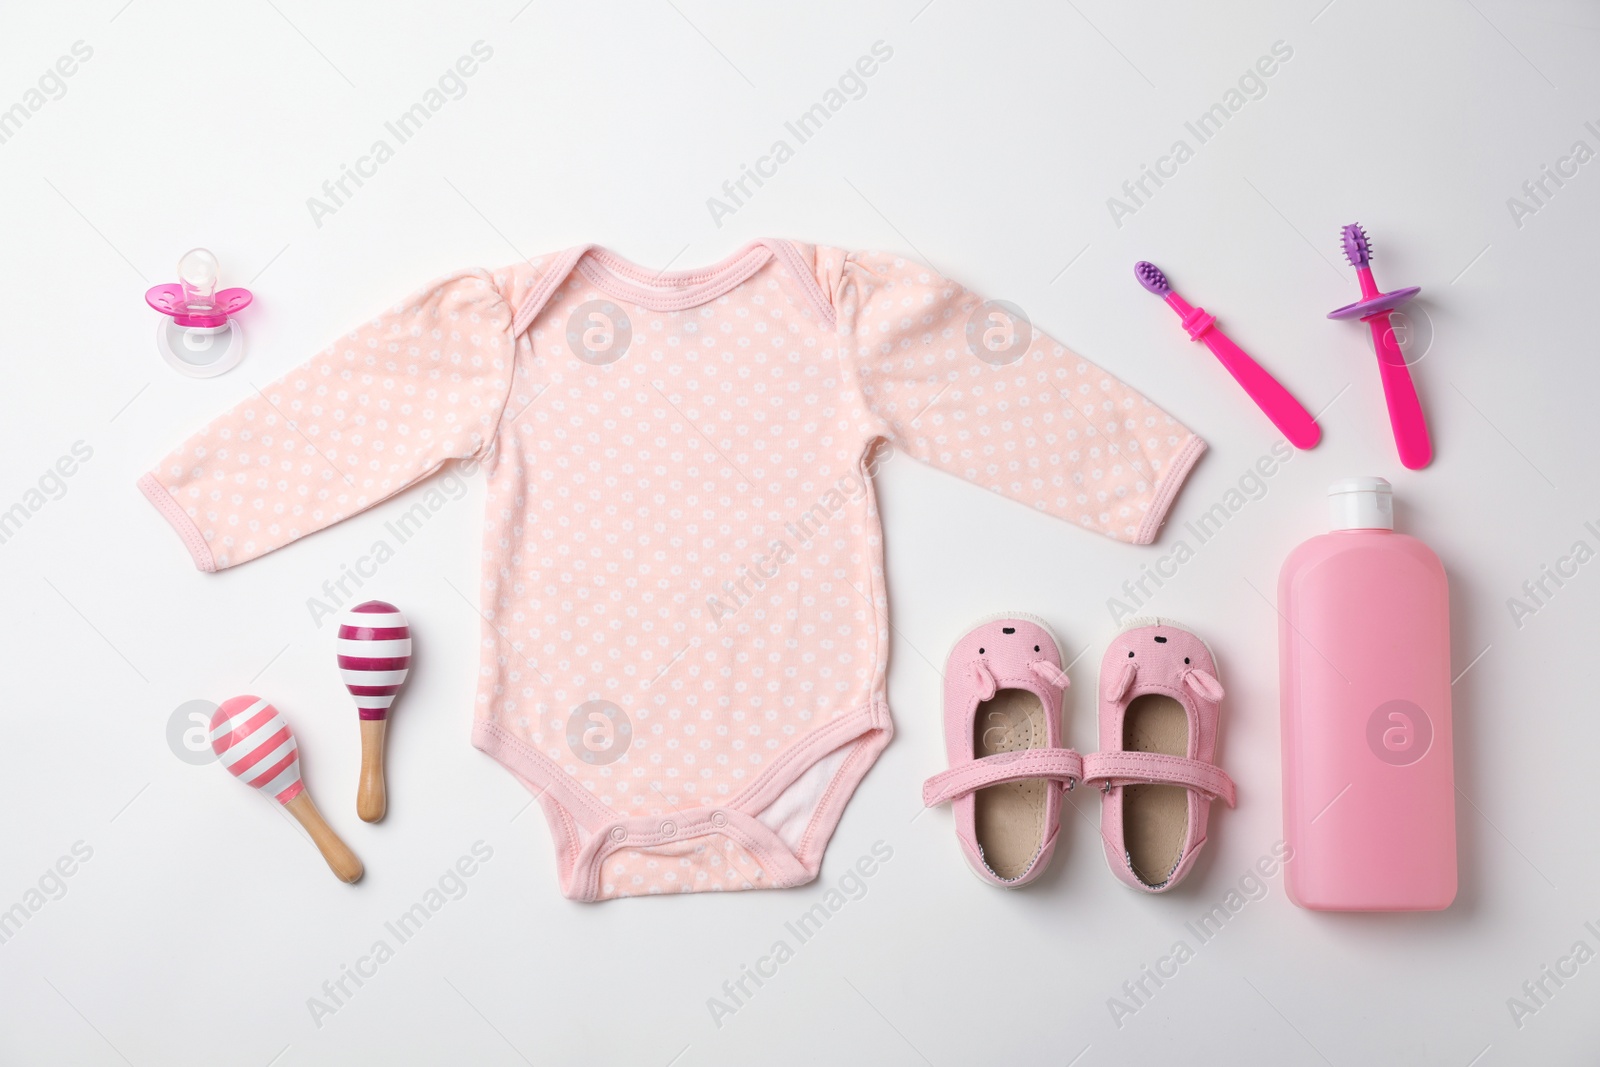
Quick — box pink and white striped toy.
[210,696,363,883]
[337,600,412,822]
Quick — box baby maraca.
[337,601,412,822]
[210,696,363,883]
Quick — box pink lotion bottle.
[1279,477,1456,911]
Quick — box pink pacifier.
[145,248,252,378]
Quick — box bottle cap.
[1328,476,1393,530]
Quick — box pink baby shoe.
[1084,618,1236,893]
[922,614,1079,887]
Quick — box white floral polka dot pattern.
[818,250,1202,544]
[139,241,1204,902]
[138,269,513,571]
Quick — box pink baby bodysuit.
[139,240,1204,900]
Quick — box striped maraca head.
[210,696,303,804]
[338,601,411,720]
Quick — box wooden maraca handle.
[357,718,387,823]
[284,791,364,883]
[339,600,410,822]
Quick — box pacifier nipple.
[177,248,220,312]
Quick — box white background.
[1,1,1596,1064]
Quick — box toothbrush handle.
[1198,329,1322,450]
[1368,315,1433,470]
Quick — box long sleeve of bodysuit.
[138,269,515,571]
[820,248,1204,545]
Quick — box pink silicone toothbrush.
[1135,261,1321,449]
[1328,223,1431,470]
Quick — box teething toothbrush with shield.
[1328,222,1433,470]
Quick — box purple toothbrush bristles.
[1341,223,1371,268]
[1134,261,1171,295]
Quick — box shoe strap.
[922,748,1083,807]
[1081,751,1236,807]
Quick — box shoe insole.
[972,688,1048,881]
[1122,692,1189,888]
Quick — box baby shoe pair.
[921,614,1235,891]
